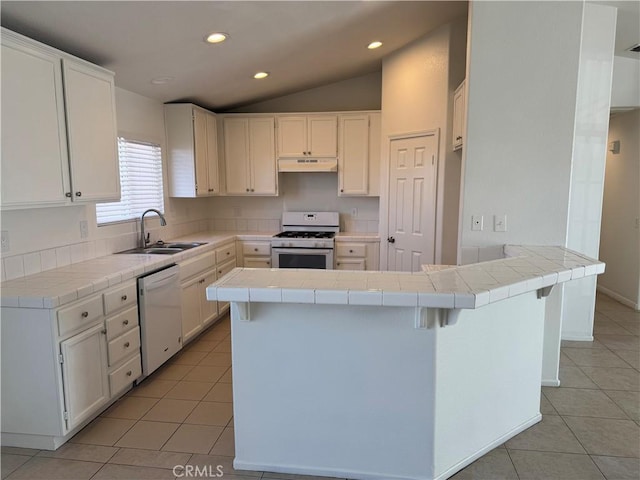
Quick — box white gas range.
[271,212,339,269]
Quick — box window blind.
[96,137,164,225]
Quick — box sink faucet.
[140,209,167,248]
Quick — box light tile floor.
[2,293,639,479]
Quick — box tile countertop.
[0,231,380,309]
[207,245,605,309]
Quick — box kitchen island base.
[229,292,545,480]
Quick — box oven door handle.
[272,247,334,255]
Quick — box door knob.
[387,236,396,244]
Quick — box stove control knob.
[288,242,293,248]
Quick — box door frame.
[379,128,441,271]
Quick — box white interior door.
[387,133,438,271]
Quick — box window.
[96,137,164,225]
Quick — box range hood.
[278,158,338,172]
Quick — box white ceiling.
[1,1,638,111]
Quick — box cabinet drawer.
[335,243,366,257]
[180,252,216,281]
[57,295,104,337]
[244,257,272,268]
[107,326,141,367]
[242,242,271,256]
[105,306,139,341]
[109,353,142,396]
[217,258,236,278]
[103,282,137,315]
[215,243,236,264]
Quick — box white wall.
[461,1,617,342]
[562,3,617,339]
[208,174,379,233]
[227,72,382,113]
[598,109,640,309]
[379,17,467,267]
[610,56,640,109]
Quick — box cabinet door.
[200,271,218,327]
[249,117,277,195]
[193,108,210,196]
[335,258,366,270]
[181,278,203,343]
[338,115,369,196]
[62,59,120,202]
[224,117,250,194]
[1,40,70,207]
[308,115,337,158]
[206,112,220,194]
[60,323,109,432]
[453,81,465,150]
[277,116,306,157]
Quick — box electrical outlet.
[79,220,89,239]
[494,214,507,232]
[1,230,9,253]
[471,215,483,231]
[351,208,358,217]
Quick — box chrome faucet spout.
[140,209,167,248]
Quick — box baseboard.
[542,379,560,387]
[597,285,640,311]
[233,459,421,480]
[561,334,594,342]
[434,413,542,480]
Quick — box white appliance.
[137,264,182,377]
[271,212,339,269]
[278,157,338,172]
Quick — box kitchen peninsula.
[206,245,605,480]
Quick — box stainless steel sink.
[116,241,207,255]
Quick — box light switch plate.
[494,215,507,232]
[1,230,9,253]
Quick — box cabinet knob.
[75,192,82,197]
[122,319,129,326]
[254,248,258,251]
[456,136,462,141]
[246,188,250,192]
[81,311,89,318]
[65,192,72,198]
[121,295,127,301]
[267,261,270,265]
[227,252,230,255]
[124,342,130,348]
[337,262,341,266]
[251,189,255,192]
[340,189,344,192]
[349,249,353,253]
[126,370,132,377]
[101,329,107,335]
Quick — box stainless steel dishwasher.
[137,264,182,378]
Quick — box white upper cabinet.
[1,29,120,209]
[63,59,120,202]
[338,112,381,197]
[453,80,466,150]
[223,116,277,195]
[165,104,219,197]
[277,115,337,158]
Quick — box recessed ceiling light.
[253,72,269,79]
[367,41,383,50]
[205,32,228,44]
[150,76,174,85]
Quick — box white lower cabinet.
[335,240,380,271]
[241,240,272,268]
[0,280,140,449]
[179,243,237,345]
[59,323,109,431]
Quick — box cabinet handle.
[254,248,258,252]
[75,192,82,197]
[124,342,130,348]
[81,311,89,318]
[456,136,462,141]
[126,370,132,377]
[122,319,129,326]
[101,329,107,335]
[121,295,127,301]
[65,192,72,198]
[337,262,341,266]
[349,249,353,253]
